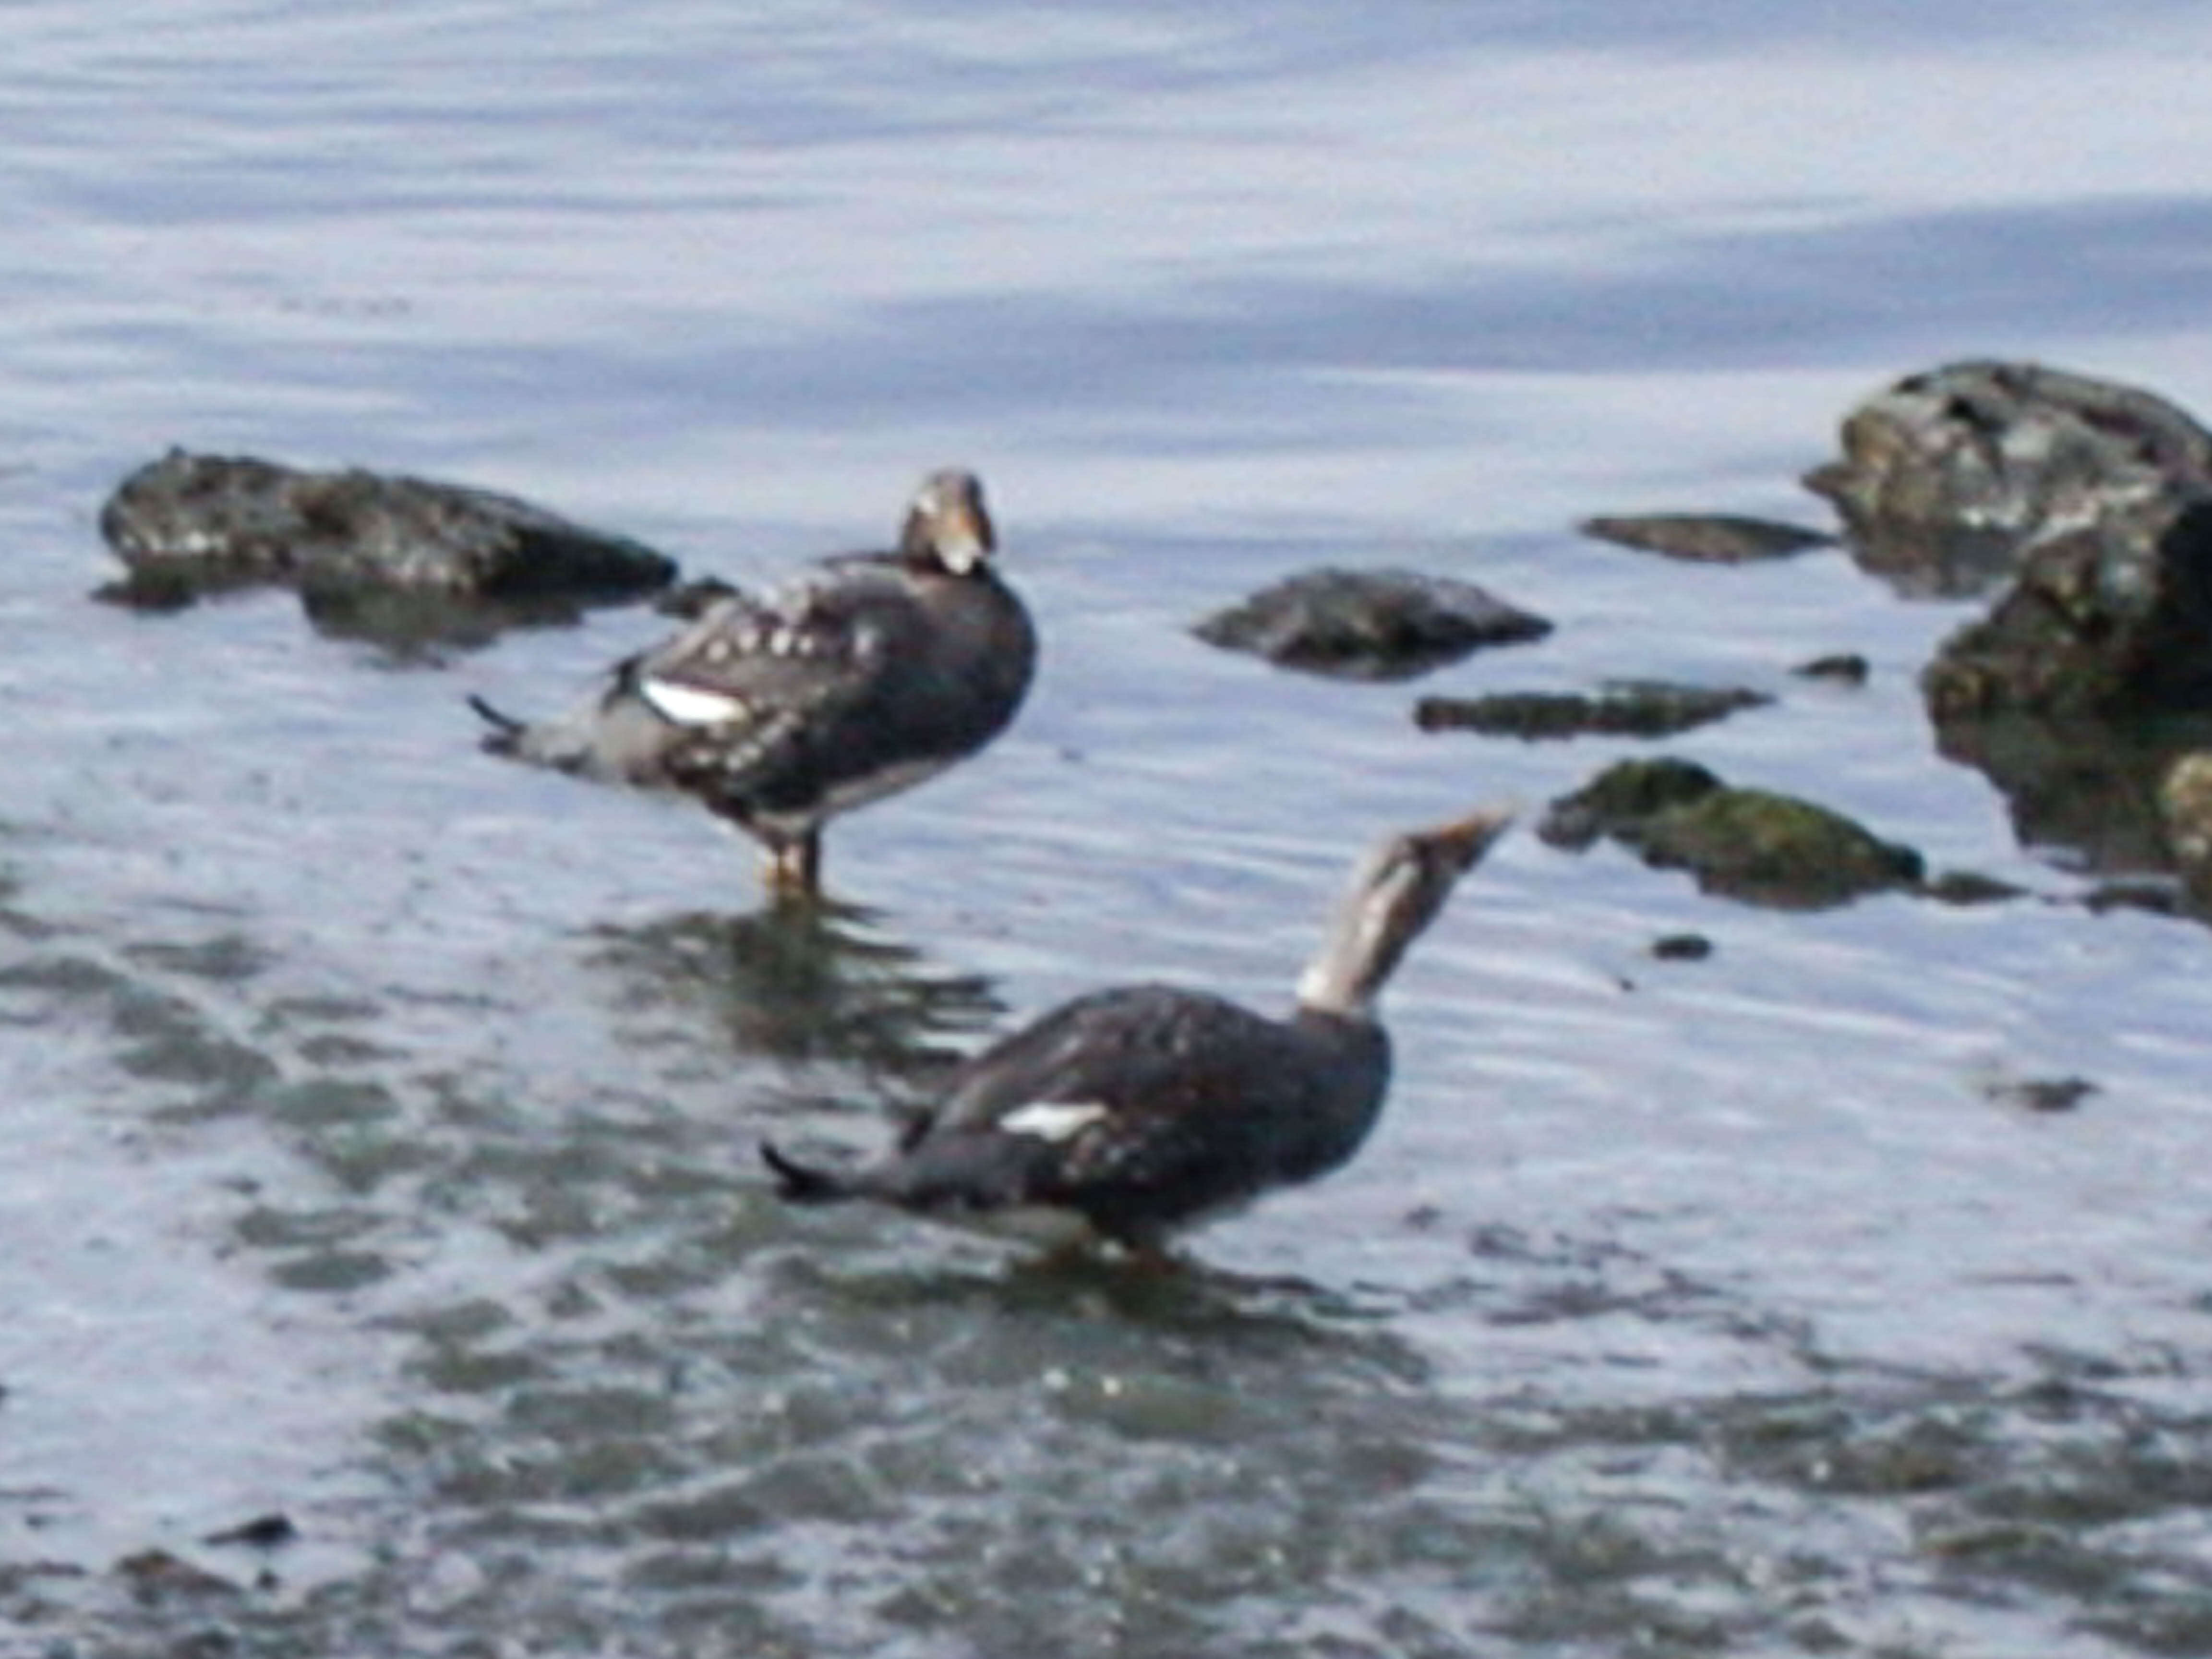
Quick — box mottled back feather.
[493,547,1033,825]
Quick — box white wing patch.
[934,532,988,574]
[999,1101,1111,1142]
[640,676,747,726]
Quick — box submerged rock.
[1921,870,2029,907]
[1540,757,1923,910]
[1804,360,2212,599]
[1414,682,1770,740]
[1982,1075,2098,1114]
[1192,566,1550,680]
[98,448,677,629]
[1578,513,1835,564]
[1793,652,1870,685]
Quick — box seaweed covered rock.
[1805,361,2212,598]
[1923,486,2212,720]
[1540,757,1923,909]
[98,449,677,622]
[1414,682,1770,741]
[1193,566,1550,681]
[1637,792,1924,909]
[1537,757,1727,850]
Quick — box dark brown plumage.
[472,469,1034,896]
[762,807,1512,1256]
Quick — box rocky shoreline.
[1184,357,2212,915]
[98,358,2212,913]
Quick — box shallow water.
[10,3,2212,1655]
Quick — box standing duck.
[761,806,1512,1258]
[472,469,1034,897]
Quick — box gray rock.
[1840,366,2212,878]
[1193,566,1550,681]
[1578,513,1834,564]
[1804,360,2212,598]
[99,448,676,613]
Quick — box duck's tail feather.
[468,693,529,754]
[468,676,670,781]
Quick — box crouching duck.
[472,469,1034,897]
[761,807,1512,1259]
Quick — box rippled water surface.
[11,3,2212,1655]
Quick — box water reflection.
[1837,522,2029,601]
[775,1242,1433,1376]
[298,582,637,661]
[1931,706,2212,880]
[95,567,634,664]
[586,900,1004,1083]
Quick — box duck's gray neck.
[1296,963,1370,1020]
[1293,890,1409,1021]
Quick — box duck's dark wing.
[925,987,1297,1134]
[874,987,1381,1239]
[646,550,1036,815]
[474,556,914,786]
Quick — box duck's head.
[901,469,996,575]
[1297,806,1515,1017]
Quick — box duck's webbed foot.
[760,830,824,900]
